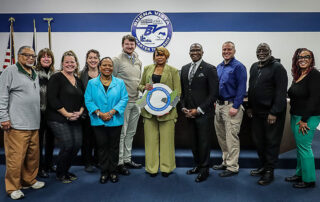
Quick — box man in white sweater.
[0,46,45,200]
[113,35,143,175]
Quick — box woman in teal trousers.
[138,47,181,177]
[286,48,320,188]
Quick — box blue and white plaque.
[136,83,179,116]
[131,10,173,52]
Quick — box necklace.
[100,76,112,86]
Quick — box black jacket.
[180,60,219,117]
[248,57,288,116]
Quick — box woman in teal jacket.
[85,57,128,184]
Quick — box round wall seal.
[131,10,173,52]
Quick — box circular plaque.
[144,83,173,116]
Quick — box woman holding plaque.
[286,48,320,188]
[138,47,181,177]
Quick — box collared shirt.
[16,62,37,80]
[188,59,203,79]
[125,52,135,64]
[217,58,247,109]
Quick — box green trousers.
[143,116,176,174]
[291,115,320,182]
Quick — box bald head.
[256,43,272,62]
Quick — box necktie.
[189,63,196,85]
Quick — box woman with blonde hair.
[47,50,85,183]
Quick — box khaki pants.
[4,129,39,194]
[214,104,243,172]
[144,116,176,174]
[119,102,140,165]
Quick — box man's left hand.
[229,107,238,117]
[267,114,277,125]
[188,109,199,117]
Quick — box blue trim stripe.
[0,12,320,32]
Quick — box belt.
[217,100,233,105]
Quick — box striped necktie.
[189,63,196,85]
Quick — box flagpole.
[33,19,37,54]
[43,18,53,50]
[9,17,15,64]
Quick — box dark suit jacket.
[180,60,219,117]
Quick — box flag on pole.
[9,17,15,65]
[1,36,12,71]
[1,17,15,72]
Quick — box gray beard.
[258,55,271,62]
[25,63,34,68]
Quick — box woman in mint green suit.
[138,47,181,177]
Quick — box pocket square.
[198,73,205,77]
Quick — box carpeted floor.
[0,166,319,202]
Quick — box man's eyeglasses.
[297,55,312,60]
[20,53,37,59]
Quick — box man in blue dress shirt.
[213,41,247,177]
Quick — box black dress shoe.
[195,172,209,183]
[66,172,78,181]
[84,165,94,173]
[293,181,315,188]
[49,165,57,173]
[161,172,171,177]
[285,175,302,182]
[219,170,238,177]
[250,167,265,176]
[258,170,274,185]
[149,173,158,177]
[186,167,199,175]
[99,175,108,184]
[124,161,142,169]
[117,165,130,176]
[109,173,119,183]
[38,169,49,178]
[212,164,227,170]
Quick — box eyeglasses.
[297,55,312,60]
[20,53,37,59]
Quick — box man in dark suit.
[180,43,219,182]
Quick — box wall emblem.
[131,10,173,52]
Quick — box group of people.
[0,35,319,200]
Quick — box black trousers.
[81,117,98,166]
[251,111,286,170]
[186,115,213,173]
[48,121,82,178]
[93,126,121,176]
[39,112,55,171]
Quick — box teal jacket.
[85,75,128,127]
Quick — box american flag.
[1,35,13,71]
[1,18,15,72]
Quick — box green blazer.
[138,64,181,121]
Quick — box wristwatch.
[96,110,100,117]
